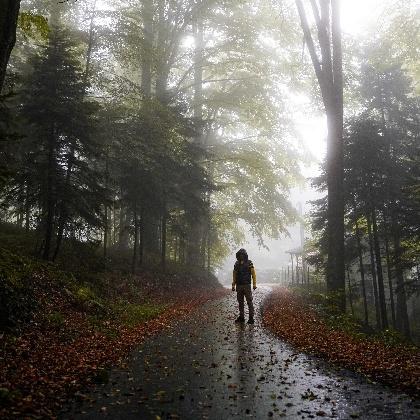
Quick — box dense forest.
[0,1,419,417]
[1,0,303,273]
[1,0,419,330]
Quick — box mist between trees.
[0,1,419,340]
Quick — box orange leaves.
[0,281,227,419]
[263,287,420,397]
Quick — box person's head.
[236,248,248,262]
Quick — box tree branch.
[331,0,343,116]
[295,0,328,107]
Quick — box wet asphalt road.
[62,286,420,419]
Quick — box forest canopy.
[0,0,310,271]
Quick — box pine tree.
[14,25,104,260]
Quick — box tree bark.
[104,204,108,257]
[83,0,97,86]
[25,182,30,231]
[296,0,345,309]
[161,202,167,268]
[346,266,354,317]
[391,214,410,338]
[384,230,396,328]
[354,217,369,325]
[0,0,21,93]
[139,206,144,266]
[186,17,206,267]
[42,125,57,260]
[371,208,388,329]
[132,203,139,273]
[367,212,381,329]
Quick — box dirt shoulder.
[263,287,420,398]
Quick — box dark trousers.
[236,284,254,319]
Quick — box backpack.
[235,260,253,285]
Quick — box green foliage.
[5,0,304,269]
[113,302,165,327]
[375,328,411,347]
[18,12,49,39]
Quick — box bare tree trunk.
[391,214,410,338]
[104,204,108,257]
[186,17,206,267]
[346,266,354,317]
[384,230,396,328]
[25,184,30,231]
[43,129,56,260]
[367,212,381,329]
[139,206,144,266]
[296,0,345,309]
[112,200,117,245]
[53,209,66,261]
[83,0,97,86]
[371,208,388,329]
[132,203,139,273]
[161,202,167,268]
[0,0,21,93]
[355,217,369,325]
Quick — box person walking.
[232,248,257,324]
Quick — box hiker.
[232,248,257,324]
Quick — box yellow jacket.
[232,260,257,288]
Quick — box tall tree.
[0,0,21,92]
[295,0,345,308]
[16,25,103,260]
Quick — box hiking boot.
[247,318,254,324]
[235,316,245,323]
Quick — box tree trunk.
[354,217,369,325]
[25,183,30,231]
[296,0,344,309]
[112,200,117,245]
[83,0,97,86]
[0,0,21,93]
[384,230,396,328]
[52,139,77,261]
[43,130,57,260]
[161,203,167,268]
[367,213,381,329]
[138,206,144,266]
[346,266,354,317]
[391,214,410,338]
[104,204,108,258]
[371,207,388,329]
[132,203,139,273]
[186,16,207,267]
[52,209,66,261]
[118,200,130,250]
